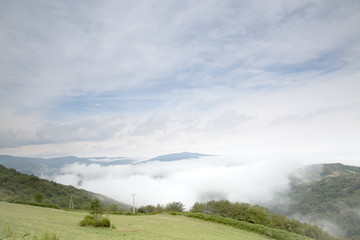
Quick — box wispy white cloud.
[36,118,124,143]
[0,118,124,148]
[0,0,359,161]
[206,111,250,132]
[129,116,169,136]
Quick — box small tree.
[165,202,185,212]
[80,199,111,228]
[155,204,165,213]
[108,204,119,212]
[90,199,103,220]
[137,204,156,214]
[34,192,44,203]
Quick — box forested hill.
[0,164,127,210]
[286,163,360,240]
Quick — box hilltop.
[0,164,127,210]
[285,163,360,240]
[0,155,135,176]
[146,152,213,162]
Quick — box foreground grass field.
[0,201,271,240]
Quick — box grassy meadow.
[0,201,271,240]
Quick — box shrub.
[186,212,310,240]
[101,217,111,228]
[79,199,111,228]
[34,192,44,203]
[79,215,95,227]
[79,215,111,228]
[137,204,156,213]
[165,202,185,212]
[90,199,103,217]
[190,200,339,240]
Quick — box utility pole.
[69,195,74,209]
[131,194,136,213]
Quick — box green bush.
[186,212,311,240]
[79,199,111,228]
[79,215,111,228]
[90,199,104,217]
[190,200,339,240]
[101,217,111,228]
[165,202,185,212]
[34,192,44,203]
[79,215,95,227]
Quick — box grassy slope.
[0,201,270,240]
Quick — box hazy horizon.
[1,1,360,162]
[1,153,357,211]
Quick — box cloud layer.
[0,0,360,164]
[52,156,300,209]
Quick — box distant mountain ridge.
[0,155,136,176]
[146,152,213,162]
[0,152,211,176]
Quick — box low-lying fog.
[51,155,304,209]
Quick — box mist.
[51,155,303,209]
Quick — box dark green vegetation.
[130,200,338,240]
[186,212,311,240]
[80,199,111,228]
[79,215,111,228]
[286,163,360,240]
[0,164,126,210]
[190,200,339,240]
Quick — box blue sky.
[1,0,360,164]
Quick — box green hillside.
[0,201,271,240]
[287,163,360,240]
[0,164,126,210]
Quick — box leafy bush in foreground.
[79,199,111,228]
[79,215,111,228]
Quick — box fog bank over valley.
[51,155,304,209]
